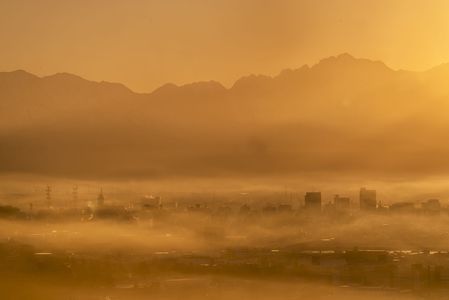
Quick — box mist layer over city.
[3,1,449,299]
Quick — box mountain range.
[2,53,449,179]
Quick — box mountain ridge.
[0,53,430,95]
[2,53,449,178]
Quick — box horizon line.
[1,52,448,95]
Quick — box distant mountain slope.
[1,54,449,178]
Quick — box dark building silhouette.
[422,199,441,212]
[360,188,376,210]
[141,195,163,210]
[278,204,293,212]
[334,195,350,210]
[262,204,277,214]
[389,201,415,213]
[305,192,321,211]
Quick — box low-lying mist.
[2,213,442,300]
[3,211,449,254]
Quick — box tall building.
[359,188,376,210]
[334,195,350,210]
[305,192,321,211]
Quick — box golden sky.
[1,0,449,92]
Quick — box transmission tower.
[46,185,52,208]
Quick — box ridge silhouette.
[1,53,449,178]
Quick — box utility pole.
[46,185,52,208]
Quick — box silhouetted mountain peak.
[151,82,178,95]
[0,69,39,82]
[9,69,38,77]
[336,52,356,61]
[181,80,226,92]
[162,83,178,89]
[231,54,393,92]
[231,74,272,91]
[43,72,86,82]
[277,65,310,78]
[314,53,391,73]
[151,81,226,98]
[317,53,356,65]
[39,73,133,96]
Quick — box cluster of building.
[0,186,445,221]
[304,188,442,214]
[304,188,375,212]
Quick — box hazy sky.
[1,0,449,92]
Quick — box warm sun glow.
[1,0,449,92]
[3,1,449,299]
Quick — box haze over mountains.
[2,53,449,179]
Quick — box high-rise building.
[334,194,350,210]
[305,192,321,211]
[359,188,376,210]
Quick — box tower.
[334,195,350,210]
[304,192,322,212]
[45,185,52,208]
[360,188,377,210]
